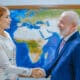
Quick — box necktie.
[59,39,65,53]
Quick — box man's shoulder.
[71,36,80,48]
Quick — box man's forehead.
[60,13,70,21]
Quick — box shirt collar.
[63,30,78,42]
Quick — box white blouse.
[0,31,32,80]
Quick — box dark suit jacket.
[42,31,80,80]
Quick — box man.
[31,11,80,80]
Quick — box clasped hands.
[31,68,45,78]
[19,68,45,78]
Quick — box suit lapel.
[56,41,70,62]
[55,39,63,58]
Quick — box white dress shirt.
[0,31,32,80]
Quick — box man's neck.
[63,29,78,41]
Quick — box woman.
[0,6,32,80]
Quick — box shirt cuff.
[23,68,32,76]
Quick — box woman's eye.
[6,15,10,18]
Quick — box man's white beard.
[60,27,70,37]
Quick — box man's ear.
[72,22,76,27]
[71,23,77,31]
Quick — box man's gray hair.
[61,10,79,26]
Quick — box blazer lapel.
[56,41,70,61]
[55,39,63,58]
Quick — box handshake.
[19,68,45,78]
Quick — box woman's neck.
[0,28,7,38]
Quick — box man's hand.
[31,68,45,78]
